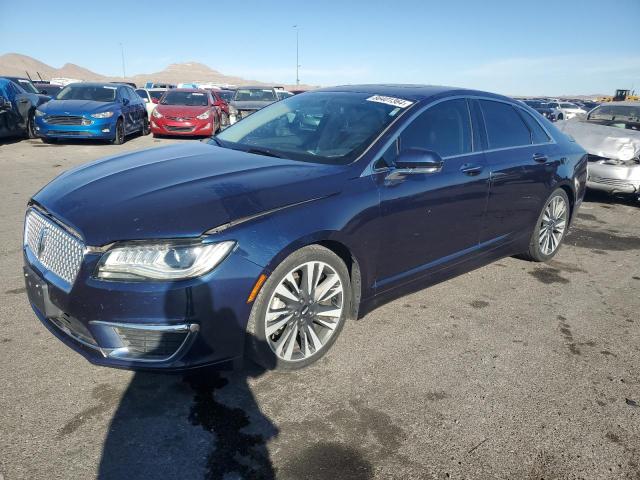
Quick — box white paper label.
[366,95,413,108]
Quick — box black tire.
[220,112,229,129]
[141,116,150,136]
[111,118,125,145]
[26,111,37,139]
[246,245,351,371]
[522,188,570,262]
[557,113,564,120]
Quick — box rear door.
[118,87,134,133]
[476,99,557,244]
[373,98,489,290]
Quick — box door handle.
[533,153,548,163]
[18,99,29,104]
[460,163,484,176]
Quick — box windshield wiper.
[246,147,283,158]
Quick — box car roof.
[237,85,276,90]
[314,84,512,103]
[66,82,122,87]
[169,88,209,93]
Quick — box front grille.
[46,130,91,136]
[45,115,85,125]
[24,210,85,285]
[165,126,194,132]
[114,326,188,359]
[588,176,635,188]
[166,115,194,121]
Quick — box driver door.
[371,98,489,292]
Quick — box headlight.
[196,110,211,120]
[35,109,45,117]
[96,240,235,281]
[90,111,114,119]
[152,108,163,118]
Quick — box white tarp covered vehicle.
[555,103,640,198]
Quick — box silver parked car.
[555,102,640,199]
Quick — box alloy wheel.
[264,261,344,362]
[538,195,568,255]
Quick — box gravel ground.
[0,134,638,480]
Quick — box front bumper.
[23,238,264,371]
[150,117,213,136]
[35,116,116,140]
[587,161,640,195]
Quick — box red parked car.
[209,89,232,127]
[150,89,220,137]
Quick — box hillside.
[0,53,316,90]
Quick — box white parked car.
[135,88,168,118]
[547,101,587,120]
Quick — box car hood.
[156,105,209,117]
[39,99,118,115]
[32,142,347,245]
[555,119,640,162]
[230,100,274,110]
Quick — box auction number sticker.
[366,95,413,108]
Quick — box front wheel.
[141,116,150,136]
[246,245,351,370]
[111,118,125,145]
[523,189,570,262]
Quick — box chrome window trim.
[363,94,558,177]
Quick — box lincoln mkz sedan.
[23,85,587,371]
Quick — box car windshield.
[234,88,277,102]
[218,90,234,102]
[161,91,208,106]
[56,84,117,102]
[214,91,410,165]
[16,79,39,94]
[149,90,166,101]
[588,105,640,121]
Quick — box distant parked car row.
[0,74,294,143]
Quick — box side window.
[118,87,127,102]
[135,89,147,100]
[479,100,531,149]
[518,109,551,144]
[399,99,472,157]
[374,140,398,169]
[127,88,138,102]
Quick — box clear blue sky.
[1,0,639,95]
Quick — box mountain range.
[0,53,314,90]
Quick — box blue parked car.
[34,82,149,144]
[23,85,587,371]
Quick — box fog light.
[101,128,110,133]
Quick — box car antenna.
[37,72,44,81]
[25,71,33,81]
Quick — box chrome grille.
[166,115,194,121]
[45,115,85,125]
[24,210,85,285]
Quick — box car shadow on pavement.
[583,189,639,207]
[97,282,278,480]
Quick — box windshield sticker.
[191,93,204,96]
[366,95,413,108]
[103,86,117,90]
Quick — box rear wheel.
[246,245,351,370]
[141,116,150,136]
[111,118,125,145]
[26,111,37,139]
[523,189,570,262]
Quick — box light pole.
[120,43,126,80]
[293,25,300,85]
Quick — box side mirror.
[122,97,130,106]
[394,148,444,174]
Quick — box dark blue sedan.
[34,82,149,144]
[23,85,587,371]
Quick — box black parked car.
[522,100,557,121]
[33,82,64,97]
[0,77,49,138]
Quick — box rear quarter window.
[518,109,551,144]
[479,100,532,149]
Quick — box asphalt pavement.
[0,134,638,479]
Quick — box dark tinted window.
[135,89,148,99]
[399,99,472,157]
[518,109,551,143]
[480,100,531,149]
